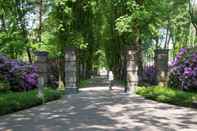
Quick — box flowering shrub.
[168,48,197,90]
[141,66,157,85]
[0,54,38,91]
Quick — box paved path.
[1,77,197,131]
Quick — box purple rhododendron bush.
[0,54,38,91]
[168,48,197,90]
[141,66,157,86]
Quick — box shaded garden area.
[1,0,197,126]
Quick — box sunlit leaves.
[66,33,88,49]
[115,15,132,33]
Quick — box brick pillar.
[65,48,78,94]
[155,49,169,86]
[126,48,139,93]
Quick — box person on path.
[108,71,114,90]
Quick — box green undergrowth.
[136,86,197,108]
[79,79,91,88]
[0,88,63,115]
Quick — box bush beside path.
[0,77,197,131]
[0,88,62,116]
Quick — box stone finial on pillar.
[65,47,78,94]
[126,48,139,93]
[155,49,169,86]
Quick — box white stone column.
[126,48,139,93]
[65,48,78,94]
[35,51,48,97]
[155,49,169,86]
[35,51,48,85]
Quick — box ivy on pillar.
[65,48,78,94]
[126,48,139,93]
[155,49,169,86]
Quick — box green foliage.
[0,0,196,81]
[79,79,90,88]
[116,15,132,33]
[0,31,26,58]
[0,80,10,92]
[0,88,62,115]
[136,86,197,107]
[0,0,35,59]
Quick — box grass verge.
[136,86,197,108]
[0,88,62,115]
[79,79,90,88]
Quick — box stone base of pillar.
[127,82,138,94]
[65,47,78,95]
[126,48,139,94]
[65,87,78,94]
[35,51,49,88]
[158,82,166,87]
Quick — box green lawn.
[0,88,62,115]
[136,86,197,108]
[79,79,90,88]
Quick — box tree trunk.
[0,14,6,31]
[38,0,42,42]
[26,47,32,63]
[164,20,171,49]
[131,21,144,83]
[136,42,144,83]
[132,0,144,83]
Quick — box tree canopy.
[0,0,196,79]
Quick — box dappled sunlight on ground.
[0,77,197,131]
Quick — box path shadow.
[0,77,197,131]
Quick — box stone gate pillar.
[155,49,169,86]
[35,51,48,97]
[35,51,48,86]
[126,48,139,93]
[65,48,78,94]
